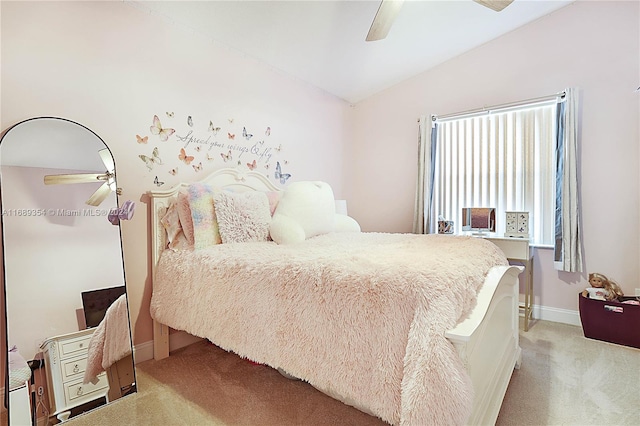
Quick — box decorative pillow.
[213,191,271,243]
[187,183,222,249]
[269,181,336,245]
[160,202,180,241]
[160,201,185,250]
[176,192,194,246]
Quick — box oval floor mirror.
[0,117,136,425]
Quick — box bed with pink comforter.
[151,232,508,425]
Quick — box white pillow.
[335,213,361,233]
[270,181,336,244]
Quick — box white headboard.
[148,167,281,273]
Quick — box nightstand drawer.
[63,374,108,405]
[59,335,92,359]
[485,237,529,260]
[61,355,88,381]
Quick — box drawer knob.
[77,387,83,396]
[79,343,84,348]
[73,364,79,373]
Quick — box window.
[431,102,558,246]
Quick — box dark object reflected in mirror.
[0,117,136,425]
[462,207,496,235]
[82,286,127,329]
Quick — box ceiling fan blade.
[473,0,514,12]
[366,0,404,42]
[86,181,112,206]
[44,173,104,185]
[98,148,115,173]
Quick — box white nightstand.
[40,328,109,422]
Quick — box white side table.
[464,233,534,331]
[40,328,109,422]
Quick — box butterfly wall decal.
[208,121,221,134]
[150,115,175,142]
[139,147,163,170]
[220,150,232,162]
[275,161,291,184]
[265,127,271,137]
[228,132,235,140]
[154,176,165,187]
[242,127,253,140]
[206,153,216,161]
[246,159,257,170]
[192,162,203,172]
[178,148,194,165]
[169,168,178,176]
[187,116,193,127]
[166,112,174,118]
[136,134,148,144]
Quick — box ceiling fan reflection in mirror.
[366,0,514,41]
[44,148,119,206]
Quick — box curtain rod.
[432,91,565,122]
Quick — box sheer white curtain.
[431,105,557,245]
[413,117,437,234]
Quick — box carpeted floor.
[64,319,639,426]
[496,320,640,426]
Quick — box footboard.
[445,265,523,425]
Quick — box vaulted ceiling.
[128,0,575,103]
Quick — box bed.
[148,168,522,425]
[83,294,132,384]
[83,294,136,401]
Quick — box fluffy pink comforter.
[151,232,507,425]
[84,294,132,384]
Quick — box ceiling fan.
[44,148,119,206]
[366,0,514,42]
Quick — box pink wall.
[1,2,352,347]
[348,1,640,314]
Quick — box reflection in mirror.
[0,117,136,425]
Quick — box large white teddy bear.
[269,181,361,245]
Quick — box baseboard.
[132,340,154,364]
[133,331,203,364]
[528,304,581,327]
[168,331,203,353]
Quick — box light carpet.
[64,320,639,426]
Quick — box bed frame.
[148,167,522,425]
